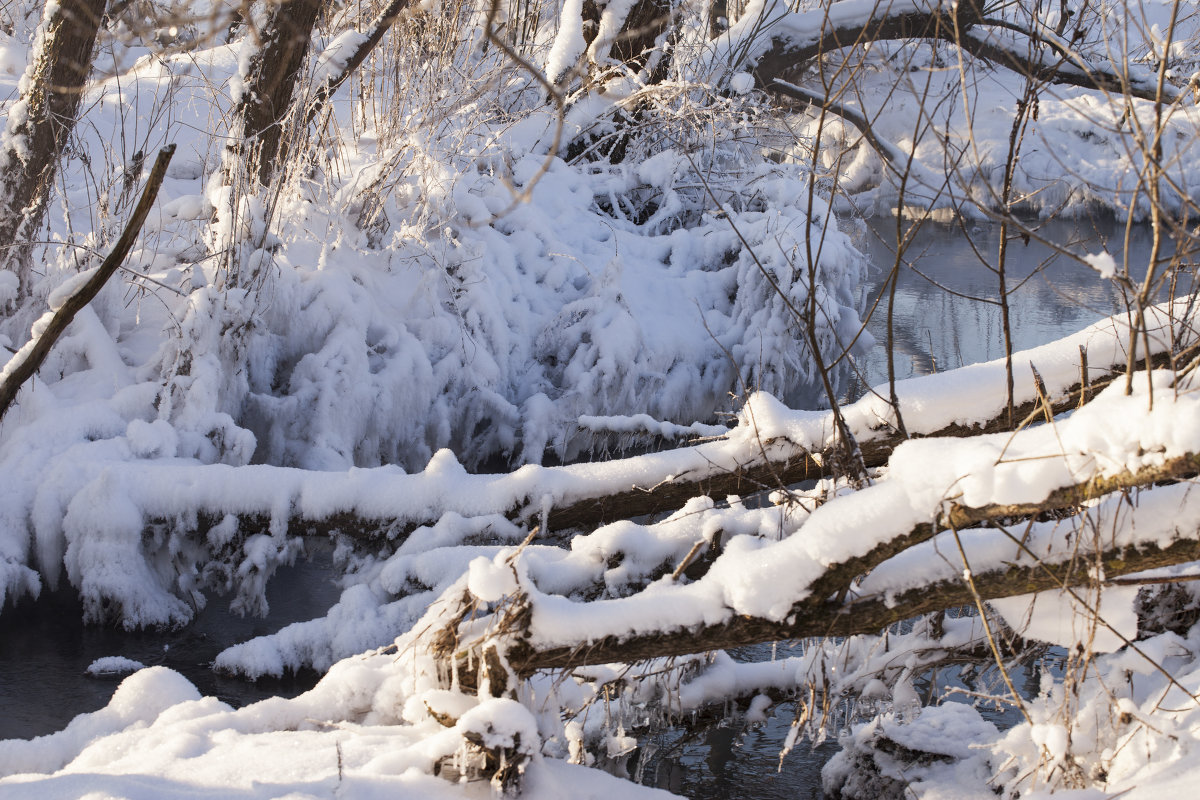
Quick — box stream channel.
[0,212,1176,797]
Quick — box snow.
[545,0,587,83]
[500,367,1200,652]
[729,72,754,94]
[1085,250,1118,278]
[466,554,519,603]
[85,656,147,676]
[0,0,1199,795]
[990,586,1141,654]
[314,29,368,86]
[0,665,674,799]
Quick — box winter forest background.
[1,0,1200,795]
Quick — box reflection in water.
[848,214,1178,393]
[640,706,838,800]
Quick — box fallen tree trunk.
[531,338,1196,533]
[481,450,1200,677]
[506,537,1200,671]
[742,0,1173,103]
[128,325,1195,553]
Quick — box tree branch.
[0,144,176,423]
[500,453,1200,675]
[305,0,416,128]
[531,340,1195,532]
[746,1,1172,105]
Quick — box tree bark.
[0,0,106,296]
[235,0,325,186]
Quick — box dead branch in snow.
[0,145,176,423]
[746,0,1174,104]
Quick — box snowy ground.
[2,0,1200,796]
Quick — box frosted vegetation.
[0,0,1199,796]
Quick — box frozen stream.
[0,213,1177,797]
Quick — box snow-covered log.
[141,301,1196,542]
[730,0,1174,103]
[430,369,1200,684]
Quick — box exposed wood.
[0,145,175,422]
[605,0,671,75]
[954,30,1168,102]
[770,78,908,169]
[0,0,107,294]
[750,0,977,89]
[235,0,325,185]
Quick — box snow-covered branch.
[433,370,1200,684]
[733,0,1175,104]
[0,145,175,422]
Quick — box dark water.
[640,699,839,799]
[0,546,341,740]
[850,212,1172,390]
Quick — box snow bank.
[0,657,677,800]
